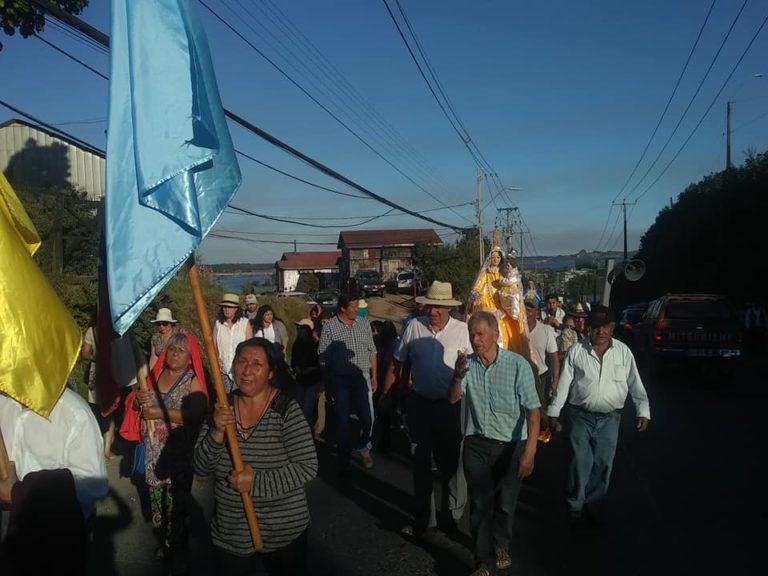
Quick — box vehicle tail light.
[656,319,668,330]
[623,322,633,330]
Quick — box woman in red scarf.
[121,332,208,571]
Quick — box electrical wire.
[611,0,717,204]
[227,204,398,228]
[15,26,470,231]
[258,0,461,197]
[623,0,749,201]
[200,0,473,225]
[0,98,105,156]
[33,32,108,80]
[226,0,451,198]
[208,233,338,246]
[633,10,768,202]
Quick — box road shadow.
[88,488,133,576]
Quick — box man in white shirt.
[548,305,650,525]
[0,388,108,572]
[390,281,471,538]
[541,294,566,330]
[244,293,259,320]
[525,299,560,439]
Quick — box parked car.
[354,269,386,298]
[313,289,339,315]
[396,269,421,293]
[276,291,316,305]
[632,294,742,371]
[613,302,648,346]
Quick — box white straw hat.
[151,308,178,324]
[219,293,241,307]
[415,281,461,307]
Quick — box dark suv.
[632,294,742,365]
[354,269,385,298]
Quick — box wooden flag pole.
[129,336,156,438]
[187,258,263,550]
[0,429,10,481]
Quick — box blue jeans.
[566,405,621,516]
[332,372,372,466]
[463,435,524,572]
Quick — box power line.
[633,9,768,202]
[226,0,454,198]
[257,0,461,197]
[223,109,469,231]
[228,204,398,228]
[199,0,473,224]
[611,0,717,204]
[208,233,338,246]
[232,148,368,200]
[623,0,749,201]
[226,201,474,222]
[0,98,105,157]
[33,32,108,79]
[16,15,470,233]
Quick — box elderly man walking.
[449,311,541,576]
[548,305,650,525]
[318,292,377,471]
[391,281,471,538]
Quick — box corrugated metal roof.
[0,119,105,200]
[338,228,442,248]
[277,251,341,270]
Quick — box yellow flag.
[0,173,82,417]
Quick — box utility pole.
[612,200,636,261]
[726,101,732,170]
[476,166,484,265]
[495,207,517,252]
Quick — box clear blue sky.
[1,0,766,263]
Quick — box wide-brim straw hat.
[572,302,588,317]
[219,293,241,307]
[151,308,178,324]
[415,281,461,307]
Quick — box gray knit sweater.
[193,391,317,554]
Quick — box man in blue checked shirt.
[449,311,541,576]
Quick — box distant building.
[276,251,341,292]
[337,228,442,283]
[0,118,105,200]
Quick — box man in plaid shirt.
[318,292,377,471]
[450,310,541,576]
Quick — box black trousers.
[406,392,462,531]
[214,529,308,576]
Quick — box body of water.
[214,274,275,294]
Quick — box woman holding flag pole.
[194,337,317,575]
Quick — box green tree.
[0,1,87,47]
[296,273,319,293]
[611,151,768,311]
[14,184,99,276]
[412,229,485,302]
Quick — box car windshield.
[358,271,379,279]
[398,272,414,280]
[665,300,732,320]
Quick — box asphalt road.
[88,353,767,576]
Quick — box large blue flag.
[106,0,241,334]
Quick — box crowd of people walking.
[1,254,654,576]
